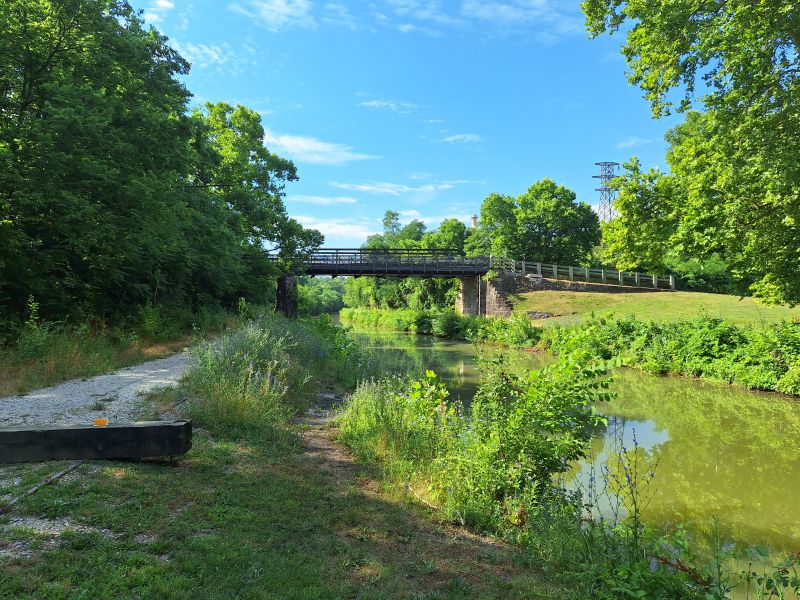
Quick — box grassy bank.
[341,307,800,396]
[0,303,247,397]
[511,289,800,326]
[337,365,800,598]
[1,314,576,598]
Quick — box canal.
[349,327,800,554]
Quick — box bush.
[541,315,800,395]
[185,314,374,437]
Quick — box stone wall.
[506,274,667,295]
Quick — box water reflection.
[350,328,800,553]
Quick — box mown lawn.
[511,289,800,326]
[0,426,571,599]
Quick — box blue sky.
[137,0,681,247]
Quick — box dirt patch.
[297,398,531,594]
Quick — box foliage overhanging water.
[349,327,800,554]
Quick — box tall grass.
[337,361,800,598]
[0,298,240,395]
[184,314,374,437]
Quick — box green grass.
[511,290,800,327]
[0,427,571,599]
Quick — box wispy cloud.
[173,42,235,69]
[265,130,378,165]
[461,0,584,35]
[442,133,482,144]
[230,0,315,31]
[294,215,379,243]
[142,0,176,22]
[424,118,444,124]
[615,136,652,149]
[329,181,456,195]
[286,195,358,205]
[359,99,419,113]
[374,0,584,43]
[322,3,358,29]
[388,0,465,27]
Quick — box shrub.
[185,314,374,437]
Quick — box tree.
[0,0,322,330]
[582,0,800,303]
[467,180,600,265]
[343,211,466,310]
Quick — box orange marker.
[93,418,109,427]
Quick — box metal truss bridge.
[280,248,675,289]
[294,248,491,277]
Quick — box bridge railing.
[278,249,676,289]
[493,258,675,290]
[305,248,490,270]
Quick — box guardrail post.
[670,274,676,290]
[536,262,541,276]
[489,255,493,269]
[568,266,574,281]
[652,274,658,288]
[585,267,589,281]
[635,272,640,286]
[553,264,558,279]
[619,270,623,285]
[601,269,607,283]
[521,260,526,274]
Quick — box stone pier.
[276,275,298,317]
[455,276,513,317]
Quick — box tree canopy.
[466,179,600,265]
[0,0,321,330]
[583,0,800,303]
[343,211,469,310]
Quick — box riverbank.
[340,307,800,396]
[0,315,575,598]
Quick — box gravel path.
[0,353,189,426]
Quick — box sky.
[136,0,682,247]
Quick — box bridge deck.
[298,249,489,277]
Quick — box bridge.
[274,248,675,317]
[298,248,490,277]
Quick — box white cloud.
[615,136,652,149]
[461,0,583,33]
[230,0,315,31]
[322,3,358,29]
[286,195,358,205]
[142,0,176,23]
[389,0,465,27]
[173,42,234,69]
[442,133,482,143]
[374,0,584,42]
[424,118,444,124]
[359,99,419,113]
[294,215,379,243]
[265,130,378,165]
[328,181,456,195]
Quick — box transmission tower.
[593,161,619,222]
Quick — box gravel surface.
[0,353,189,426]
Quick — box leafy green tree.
[467,180,600,265]
[344,211,464,310]
[0,0,321,331]
[583,0,800,303]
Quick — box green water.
[351,328,800,553]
